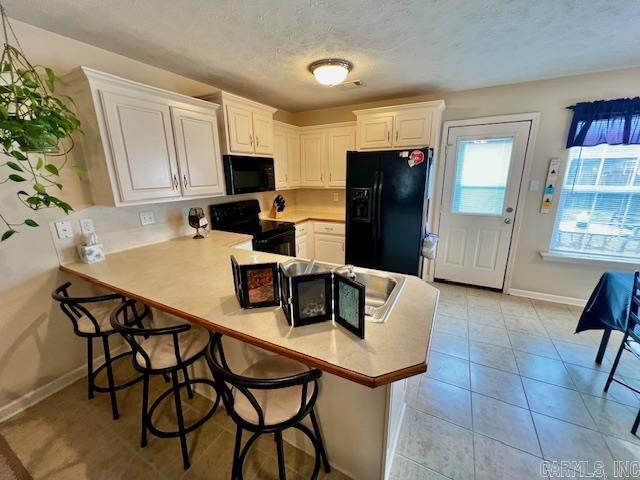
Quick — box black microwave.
[223,155,275,195]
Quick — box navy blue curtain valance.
[566,97,640,148]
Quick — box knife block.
[269,204,285,219]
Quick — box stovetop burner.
[209,199,295,240]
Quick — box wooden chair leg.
[605,332,628,392]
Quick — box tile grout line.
[465,296,478,480]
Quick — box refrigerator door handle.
[372,171,379,254]
[376,172,383,239]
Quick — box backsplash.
[51,191,293,264]
[295,189,345,214]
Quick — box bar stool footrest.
[91,350,144,393]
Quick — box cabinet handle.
[387,131,390,142]
[285,173,288,182]
[256,136,260,146]
[321,172,324,182]
[249,134,254,145]
[395,130,399,141]
[329,172,332,182]
[342,242,344,252]
[173,174,178,189]
[183,173,188,188]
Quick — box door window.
[452,138,514,215]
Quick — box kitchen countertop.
[60,230,437,387]
[259,209,345,224]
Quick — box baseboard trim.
[0,344,128,423]
[507,288,587,307]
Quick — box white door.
[100,90,180,203]
[286,131,301,187]
[314,233,345,264]
[273,126,288,188]
[358,115,393,150]
[393,110,433,147]
[225,103,254,154]
[252,111,274,155]
[300,132,325,187]
[327,126,355,187]
[435,121,532,289]
[296,235,309,259]
[171,107,225,197]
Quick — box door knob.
[504,218,512,224]
[506,207,514,213]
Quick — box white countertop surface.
[60,230,438,387]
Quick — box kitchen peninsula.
[60,230,438,479]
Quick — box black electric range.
[209,200,296,256]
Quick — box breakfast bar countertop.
[60,230,438,387]
[259,209,345,224]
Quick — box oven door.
[224,155,276,195]
[253,230,296,257]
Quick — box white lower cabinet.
[295,221,311,259]
[295,234,309,259]
[313,233,345,264]
[295,220,346,263]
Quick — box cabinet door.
[296,234,309,259]
[314,233,345,264]
[286,131,301,187]
[273,126,288,188]
[171,107,225,197]
[100,90,180,203]
[393,110,433,147]
[252,111,274,155]
[327,126,355,187]
[300,132,326,187]
[358,115,393,150]
[225,103,255,154]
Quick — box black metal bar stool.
[206,333,330,480]
[604,271,640,434]
[110,299,219,470]
[52,282,143,420]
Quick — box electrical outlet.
[139,211,155,226]
[333,192,339,202]
[79,218,95,234]
[55,221,74,239]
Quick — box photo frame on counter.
[333,273,366,339]
[290,272,333,326]
[279,263,292,325]
[230,255,280,309]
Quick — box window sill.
[539,251,640,267]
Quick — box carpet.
[0,433,31,480]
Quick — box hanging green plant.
[0,4,82,242]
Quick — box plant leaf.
[24,219,39,227]
[35,157,44,170]
[1,229,17,241]
[44,163,59,175]
[6,161,22,171]
[72,164,85,180]
[8,173,26,182]
[33,183,46,194]
[45,67,56,92]
[10,150,27,161]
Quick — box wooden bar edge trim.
[59,265,426,388]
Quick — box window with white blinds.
[550,144,640,261]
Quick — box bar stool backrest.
[52,281,124,336]
[110,299,192,372]
[206,333,321,428]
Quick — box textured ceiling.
[4,0,640,112]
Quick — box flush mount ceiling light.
[308,59,353,86]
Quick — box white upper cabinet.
[202,91,277,157]
[286,130,301,187]
[354,101,445,151]
[171,107,225,197]
[300,131,326,187]
[273,125,288,189]
[64,67,225,206]
[252,111,274,154]
[225,103,255,154]
[358,115,394,150]
[100,91,181,203]
[327,126,355,187]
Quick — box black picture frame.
[230,255,280,308]
[291,272,333,326]
[230,255,243,305]
[334,273,366,339]
[279,263,292,325]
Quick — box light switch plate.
[139,211,155,226]
[79,218,95,234]
[55,220,74,239]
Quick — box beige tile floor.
[390,282,640,480]
[2,282,639,479]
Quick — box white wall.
[0,19,292,412]
[291,68,640,299]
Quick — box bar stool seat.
[135,324,210,370]
[75,304,118,334]
[234,356,316,426]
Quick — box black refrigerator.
[345,148,433,276]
